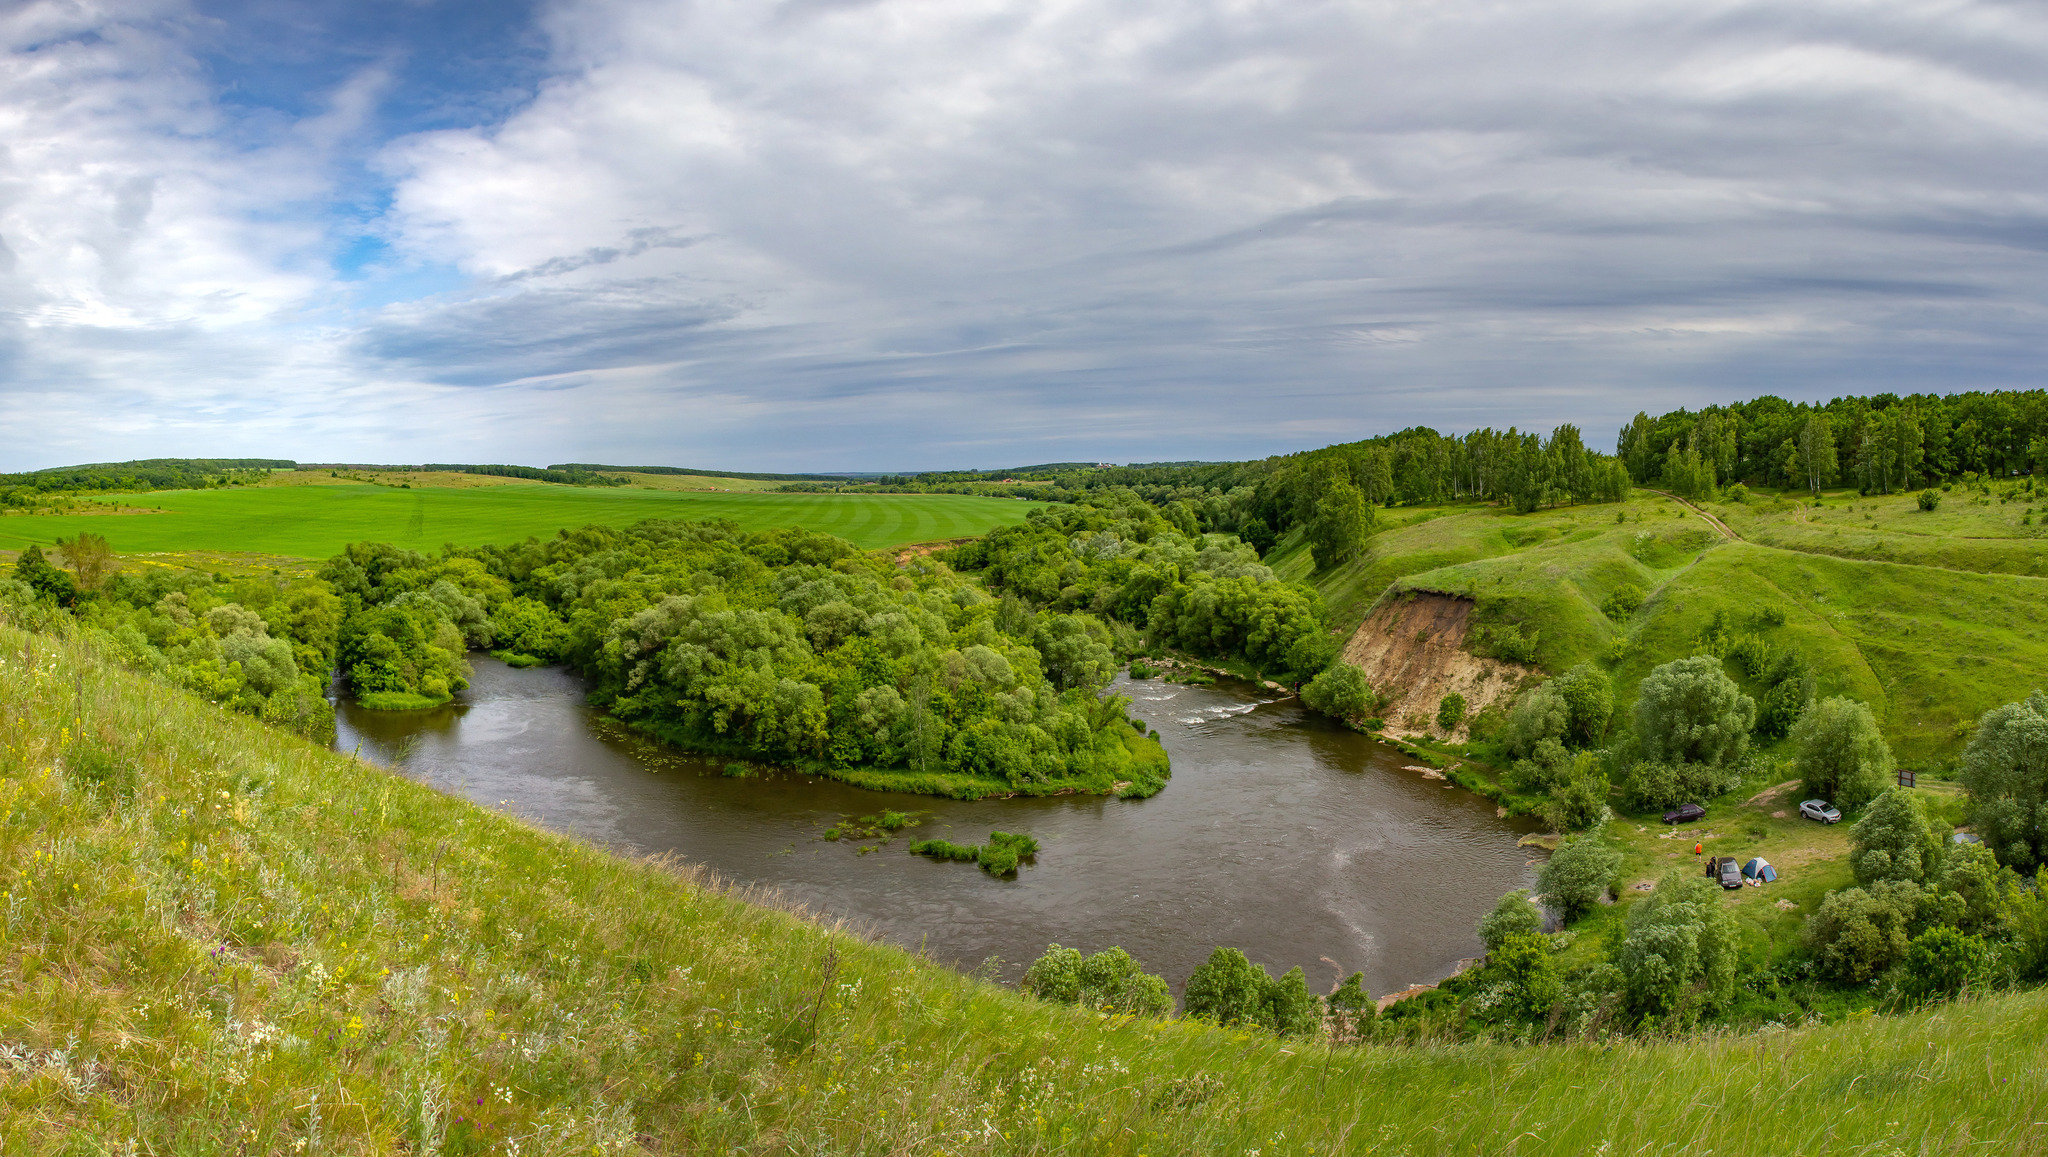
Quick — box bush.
[1542,756,1612,832]
[1477,891,1541,956]
[1918,489,1942,512]
[1849,787,1942,886]
[1325,972,1376,1041]
[1488,623,1540,664]
[1301,661,1374,720]
[1633,656,1756,769]
[1537,835,1622,923]
[1903,927,1990,1000]
[1806,880,1922,983]
[1551,663,1614,746]
[1482,932,1562,1021]
[1505,683,1570,757]
[1601,584,1646,620]
[1022,944,1173,1017]
[1791,697,1893,813]
[1437,693,1467,732]
[1616,872,1739,1017]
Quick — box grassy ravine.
[5,634,2048,1152]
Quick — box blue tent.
[1742,857,1777,884]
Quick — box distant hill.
[551,463,899,481]
[1,458,294,492]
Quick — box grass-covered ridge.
[9,623,2048,1152]
[0,482,1040,558]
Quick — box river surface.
[334,657,1538,997]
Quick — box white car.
[1799,799,1842,824]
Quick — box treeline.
[1617,389,2048,497]
[305,463,627,487]
[549,463,880,482]
[0,458,292,502]
[313,519,1167,798]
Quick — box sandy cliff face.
[1339,591,1533,740]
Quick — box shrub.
[1537,835,1622,923]
[1806,880,1922,983]
[1505,683,1570,756]
[1479,891,1543,953]
[1849,787,1941,886]
[1616,872,1739,1016]
[1483,932,1562,1021]
[1325,972,1376,1041]
[1183,947,1273,1029]
[1601,584,1646,620]
[1792,697,1893,813]
[1633,656,1756,769]
[1437,693,1467,732]
[1488,623,1540,664]
[1301,661,1373,720]
[1918,489,1942,512]
[1927,841,2003,933]
[1551,662,1614,745]
[1542,756,1612,832]
[1022,944,1172,1017]
[909,839,979,863]
[1726,633,1771,679]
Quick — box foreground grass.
[6,625,2048,1151]
[0,484,1041,559]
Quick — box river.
[334,656,1538,998]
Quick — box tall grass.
[5,617,2048,1152]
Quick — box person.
[1694,841,1702,857]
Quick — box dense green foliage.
[1478,891,1543,953]
[1180,948,1321,1037]
[1632,655,1756,769]
[6,551,336,741]
[946,493,1335,684]
[1849,788,1944,886]
[0,457,292,503]
[1616,872,1740,1018]
[322,519,1166,798]
[1792,696,1895,812]
[1301,661,1374,720]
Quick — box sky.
[3,0,2047,472]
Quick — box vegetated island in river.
[324,519,1171,799]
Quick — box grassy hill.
[7,618,2048,1153]
[0,483,1040,559]
[1272,488,2048,766]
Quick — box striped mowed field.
[0,483,1042,558]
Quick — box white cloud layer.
[5,0,2048,469]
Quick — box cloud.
[7,0,2048,469]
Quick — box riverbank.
[14,618,2048,1151]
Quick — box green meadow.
[9,621,2048,1154]
[0,482,1041,558]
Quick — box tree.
[1537,835,1622,923]
[1925,841,2002,933]
[1616,872,1739,1016]
[1618,758,1741,811]
[1632,656,1756,769]
[1301,661,1373,720]
[1505,682,1570,756]
[1543,754,1611,832]
[1791,697,1894,813]
[1264,966,1323,1038]
[55,532,115,593]
[1479,891,1543,953]
[1958,691,2048,870]
[1437,692,1467,732]
[1183,947,1272,1028]
[1325,972,1376,1041]
[1799,413,1839,494]
[1485,932,1562,1021]
[1805,880,1922,983]
[1307,479,1370,570]
[12,545,77,607]
[1551,662,1614,746]
[1848,787,1941,886]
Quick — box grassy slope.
[1277,491,2048,766]
[0,484,1042,558]
[1722,487,2048,577]
[9,624,2048,1153]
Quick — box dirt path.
[1642,488,1739,541]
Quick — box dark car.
[1717,857,1744,889]
[1663,803,1707,824]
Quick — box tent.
[1742,857,1777,884]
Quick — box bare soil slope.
[1341,591,1532,739]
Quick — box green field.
[10,620,2048,1153]
[0,482,1041,558]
